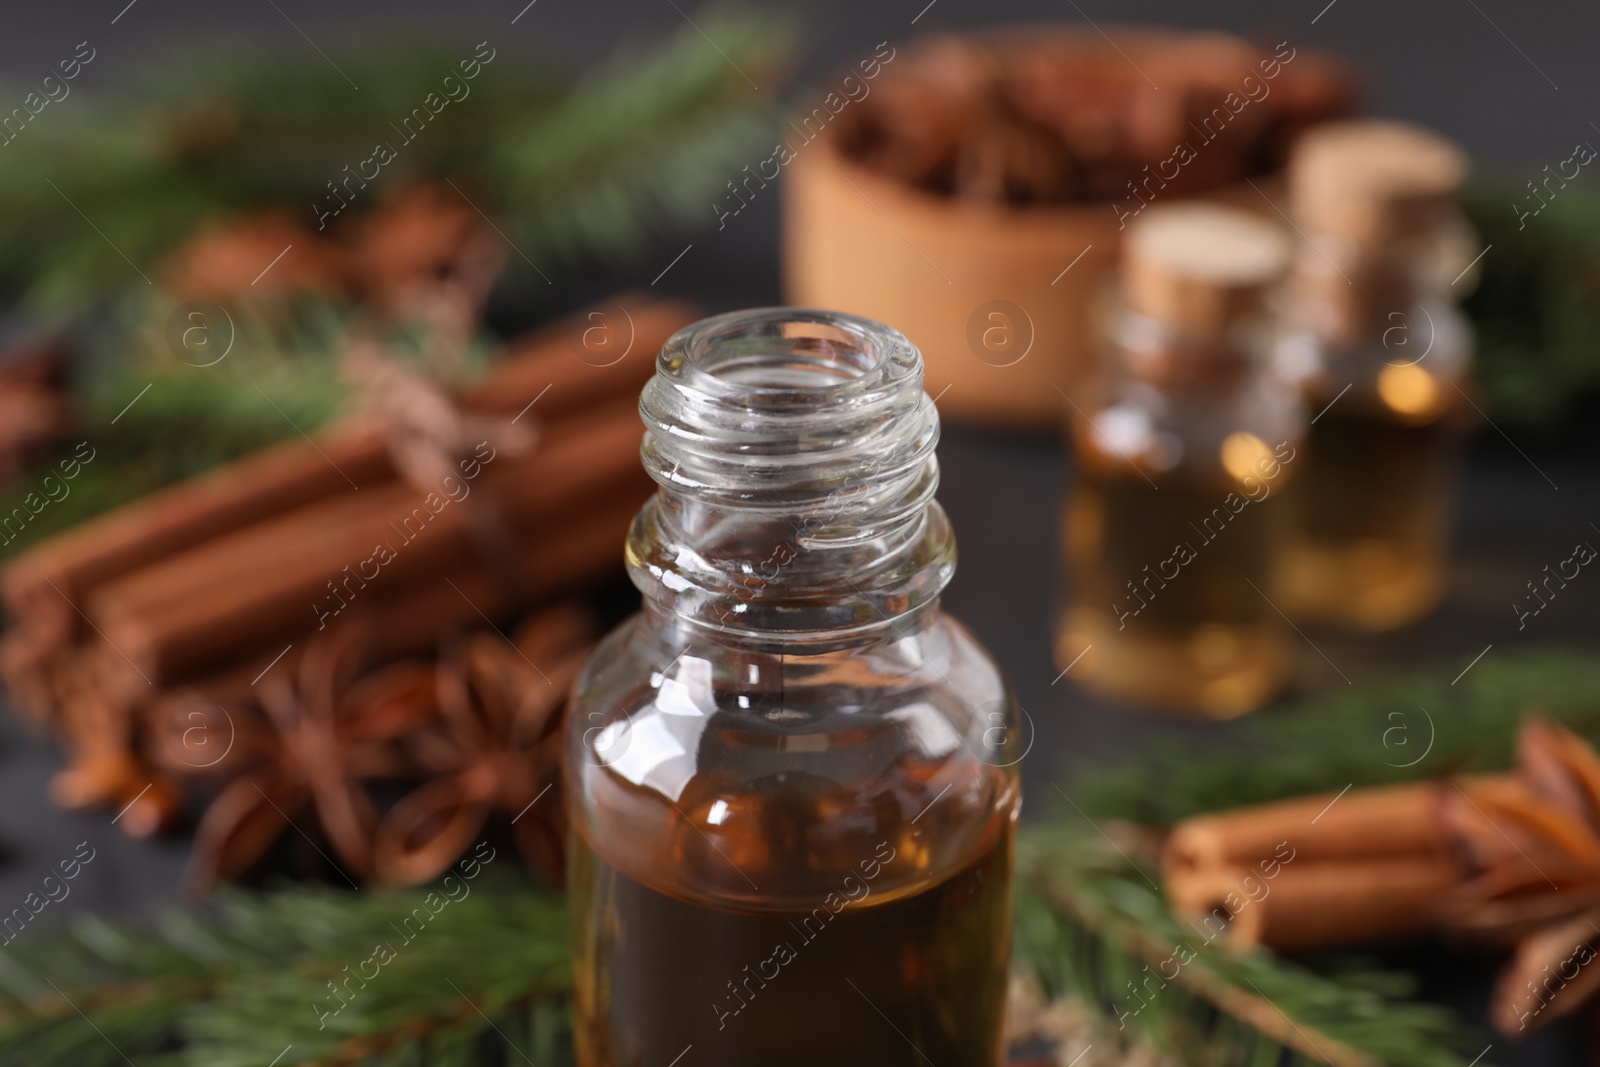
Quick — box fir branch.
[486,8,797,267]
[0,53,559,320]
[181,879,570,1067]
[1463,181,1600,428]
[0,12,793,320]
[0,873,573,1067]
[1072,645,1600,828]
[0,913,217,1066]
[0,11,794,549]
[1016,827,1475,1067]
[0,293,354,557]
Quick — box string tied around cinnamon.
[343,337,537,604]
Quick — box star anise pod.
[372,603,593,888]
[1441,717,1600,1034]
[179,623,436,893]
[159,210,347,304]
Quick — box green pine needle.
[1071,644,1600,828]
[0,869,572,1067]
[0,10,796,549]
[1463,182,1600,429]
[1017,828,1474,1067]
[0,12,792,320]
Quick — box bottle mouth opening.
[632,307,951,638]
[664,307,917,402]
[639,305,936,505]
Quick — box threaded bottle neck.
[626,308,953,648]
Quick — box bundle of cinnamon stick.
[1163,717,1600,1038]
[0,293,691,856]
[1163,781,1458,953]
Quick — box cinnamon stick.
[90,459,647,695]
[456,295,692,417]
[1163,782,1468,952]
[1164,782,1451,873]
[2,426,392,649]
[360,490,641,662]
[1167,857,1459,952]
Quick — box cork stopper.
[1290,120,1467,246]
[1123,203,1291,340]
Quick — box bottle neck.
[625,309,954,653]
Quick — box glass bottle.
[1056,204,1302,717]
[565,309,1022,1067]
[1273,120,1474,630]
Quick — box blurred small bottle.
[1273,121,1474,630]
[1057,204,1301,717]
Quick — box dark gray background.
[0,1,1596,1063]
[4,0,1596,162]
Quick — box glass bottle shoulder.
[564,609,1020,912]
[1072,374,1302,490]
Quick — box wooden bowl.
[780,27,1354,429]
[784,138,1121,427]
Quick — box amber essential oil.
[570,806,1013,1065]
[1272,121,1475,631]
[1060,431,1297,717]
[1275,372,1462,630]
